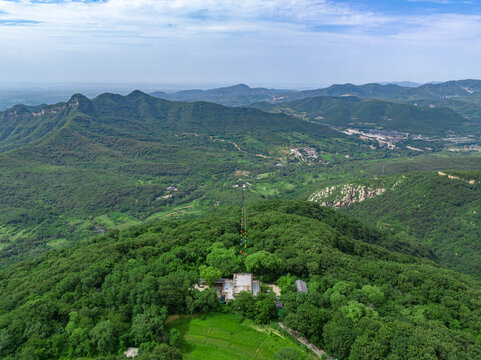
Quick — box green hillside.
[154,80,481,105]
[251,96,474,135]
[1,91,336,151]
[0,91,380,264]
[1,200,481,359]
[407,98,481,122]
[309,171,481,278]
[276,79,481,104]
[151,84,295,107]
[1,90,480,273]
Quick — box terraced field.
[168,313,317,360]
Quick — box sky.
[1,0,481,89]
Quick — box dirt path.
[210,137,272,159]
[438,171,476,185]
[163,205,194,217]
[278,322,334,359]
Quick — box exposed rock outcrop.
[309,183,386,207]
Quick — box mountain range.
[249,96,473,135]
[0,84,481,359]
[150,79,481,108]
[0,90,374,264]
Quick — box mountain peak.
[127,90,149,98]
[225,84,251,90]
[67,93,90,107]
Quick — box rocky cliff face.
[309,184,386,207]
[309,176,406,208]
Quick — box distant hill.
[281,79,481,103]
[309,171,481,278]
[282,83,407,101]
[380,81,421,87]
[402,79,481,100]
[150,80,481,122]
[407,97,481,122]
[151,84,295,106]
[250,96,471,135]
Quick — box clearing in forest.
[167,313,318,359]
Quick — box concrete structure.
[212,273,261,301]
[124,347,139,358]
[295,279,308,293]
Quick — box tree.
[323,316,356,360]
[191,288,219,314]
[68,327,92,358]
[361,285,384,306]
[199,266,222,287]
[232,291,256,319]
[245,251,284,282]
[283,303,329,344]
[130,306,167,345]
[340,301,379,322]
[277,274,297,294]
[349,332,388,360]
[90,320,117,355]
[137,344,182,360]
[254,294,278,324]
[206,243,241,277]
[169,328,182,348]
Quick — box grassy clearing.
[93,212,142,229]
[168,313,317,360]
[144,203,199,222]
[46,238,69,250]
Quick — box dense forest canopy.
[1,200,481,359]
[310,171,481,279]
[0,90,390,265]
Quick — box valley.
[0,82,481,360]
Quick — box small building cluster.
[214,273,261,302]
[197,274,308,304]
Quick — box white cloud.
[0,0,481,85]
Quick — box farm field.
[168,313,317,360]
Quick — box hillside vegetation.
[250,96,475,135]
[0,91,377,264]
[0,201,481,359]
[151,84,295,107]
[151,80,481,109]
[310,171,481,278]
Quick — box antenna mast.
[240,184,247,256]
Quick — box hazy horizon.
[0,78,460,93]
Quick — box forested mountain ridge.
[3,80,481,112]
[150,80,481,128]
[309,171,481,278]
[249,96,472,135]
[150,80,481,107]
[0,91,377,265]
[281,79,481,102]
[0,90,331,151]
[150,84,295,107]
[1,200,480,359]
